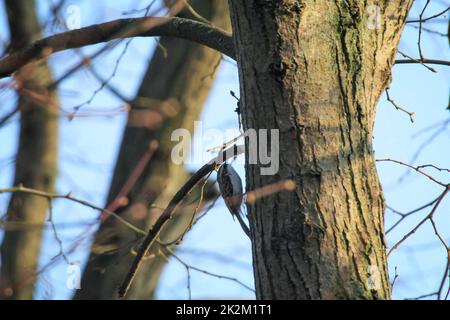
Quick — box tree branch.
[118,145,244,298]
[395,58,450,67]
[0,185,146,236]
[0,16,235,78]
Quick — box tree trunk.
[74,0,229,299]
[228,0,413,299]
[0,0,58,300]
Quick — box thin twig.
[385,90,415,122]
[395,58,450,67]
[386,195,440,234]
[406,6,450,23]
[387,187,449,257]
[0,106,19,128]
[417,0,431,60]
[163,246,254,293]
[47,199,70,264]
[376,158,447,187]
[391,266,399,290]
[0,185,146,236]
[397,50,437,72]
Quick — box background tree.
[75,0,230,299]
[0,0,58,300]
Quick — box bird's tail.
[235,210,251,238]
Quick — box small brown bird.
[217,163,251,238]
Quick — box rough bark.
[228,0,413,299]
[0,0,58,300]
[74,0,230,300]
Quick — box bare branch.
[406,6,450,23]
[162,246,255,294]
[0,17,235,78]
[395,58,450,67]
[387,187,450,257]
[118,145,245,298]
[376,158,448,187]
[385,89,415,123]
[0,106,19,128]
[0,185,146,236]
[386,196,440,234]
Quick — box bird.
[217,163,251,238]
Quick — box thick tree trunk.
[0,0,58,300]
[228,0,413,299]
[74,0,229,299]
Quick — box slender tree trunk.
[75,0,229,299]
[0,0,58,300]
[228,0,413,299]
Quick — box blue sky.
[0,0,449,300]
